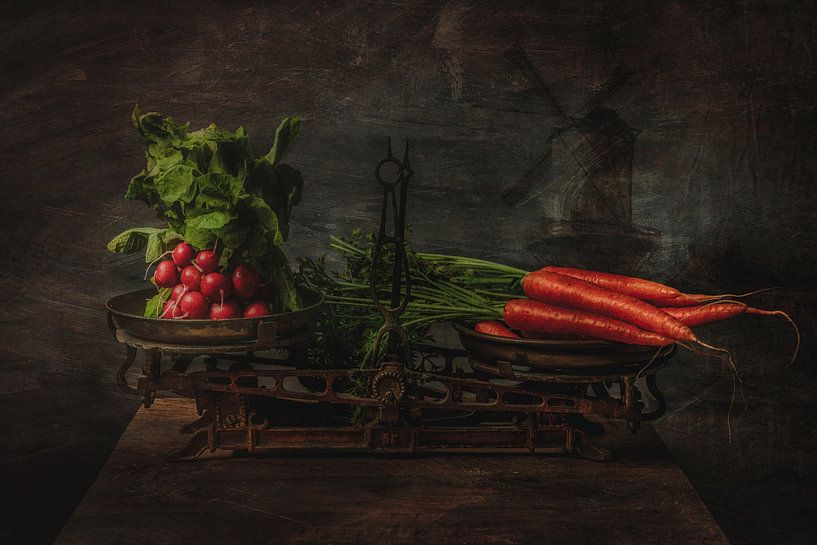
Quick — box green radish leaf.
[268,164,303,241]
[144,227,182,262]
[210,144,249,178]
[144,288,171,318]
[159,229,183,246]
[188,124,243,144]
[107,227,162,254]
[155,164,197,205]
[247,162,302,242]
[133,106,189,145]
[219,247,234,265]
[195,192,231,210]
[124,170,157,204]
[265,117,301,165]
[196,172,245,204]
[107,227,182,261]
[216,221,251,249]
[182,224,213,250]
[132,106,167,143]
[147,144,184,174]
[186,209,232,230]
[274,163,304,210]
[208,146,232,175]
[265,246,301,311]
[272,261,300,311]
[248,196,283,246]
[145,231,163,263]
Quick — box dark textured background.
[1,1,815,544]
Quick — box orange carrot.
[648,293,718,307]
[663,304,799,366]
[662,302,748,326]
[520,329,587,340]
[503,299,674,346]
[538,267,782,312]
[541,266,680,300]
[522,271,695,342]
[648,288,782,307]
[474,321,519,338]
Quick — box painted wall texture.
[1,1,815,544]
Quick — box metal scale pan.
[106,288,323,346]
[454,321,674,374]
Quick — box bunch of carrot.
[471,266,797,363]
[324,236,797,361]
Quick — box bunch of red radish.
[475,266,796,355]
[151,242,274,320]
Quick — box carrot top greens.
[296,230,521,369]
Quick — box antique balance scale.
[106,140,674,462]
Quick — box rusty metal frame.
[113,334,671,462]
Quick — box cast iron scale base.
[107,139,674,462]
[112,328,672,462]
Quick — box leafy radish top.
[107,107,304,312]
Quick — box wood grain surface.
[54,397,729,545]
[1,1,815,544]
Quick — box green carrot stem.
[401,311,500,328]
[474,289,519,299]
[449,274,521,281]
[335,280,370,289]
[328,243,365,258]
[417,253,527,276]
[326,295,492,315]
[450,276,519,285]
[412,285,494,311]
[430,281,500,310]
[329,235,369,256]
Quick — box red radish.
[209,299,242,320]
[522,271,695,342]
[243,301,273,318]
[474,321,519,338]
[541,266,681,300]
[662,302,748,327]
[195,249,220,273]
[232,264,261,299]
[504,299,674,347]
[153,260,178,288]
[172,242,195,267]
[160,300,172,319]
[180,266,202,290]
[161,299,183,319]
[170,284,187,301]
[200,272,231,302]
[178,291,210,319]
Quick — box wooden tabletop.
[55,397,729,545]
